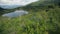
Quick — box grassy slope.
[0,0,60,34]
[0,6,60,34]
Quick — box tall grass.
[0,7,60,34]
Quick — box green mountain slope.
[0,0,60,34]
[0,7,60,34]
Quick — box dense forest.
[0,0,60,34]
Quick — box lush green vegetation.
[0,6,60,34]
[0,0,60,34]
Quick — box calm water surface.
[2,10,28,17]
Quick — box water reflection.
[2,10,28,17]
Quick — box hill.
[0,0,60,34]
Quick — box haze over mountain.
[0,0,60,9]
[0,0,39,9]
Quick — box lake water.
[2,10,28,17]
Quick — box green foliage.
[0,0,60,34]
[0,7,60,34]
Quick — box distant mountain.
[0,0,60,9]
[0,7,5,11]
[27,0,60,6]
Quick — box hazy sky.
[0,0,39,9]
[0,0,38,5]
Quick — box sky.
[0,0,39,9]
